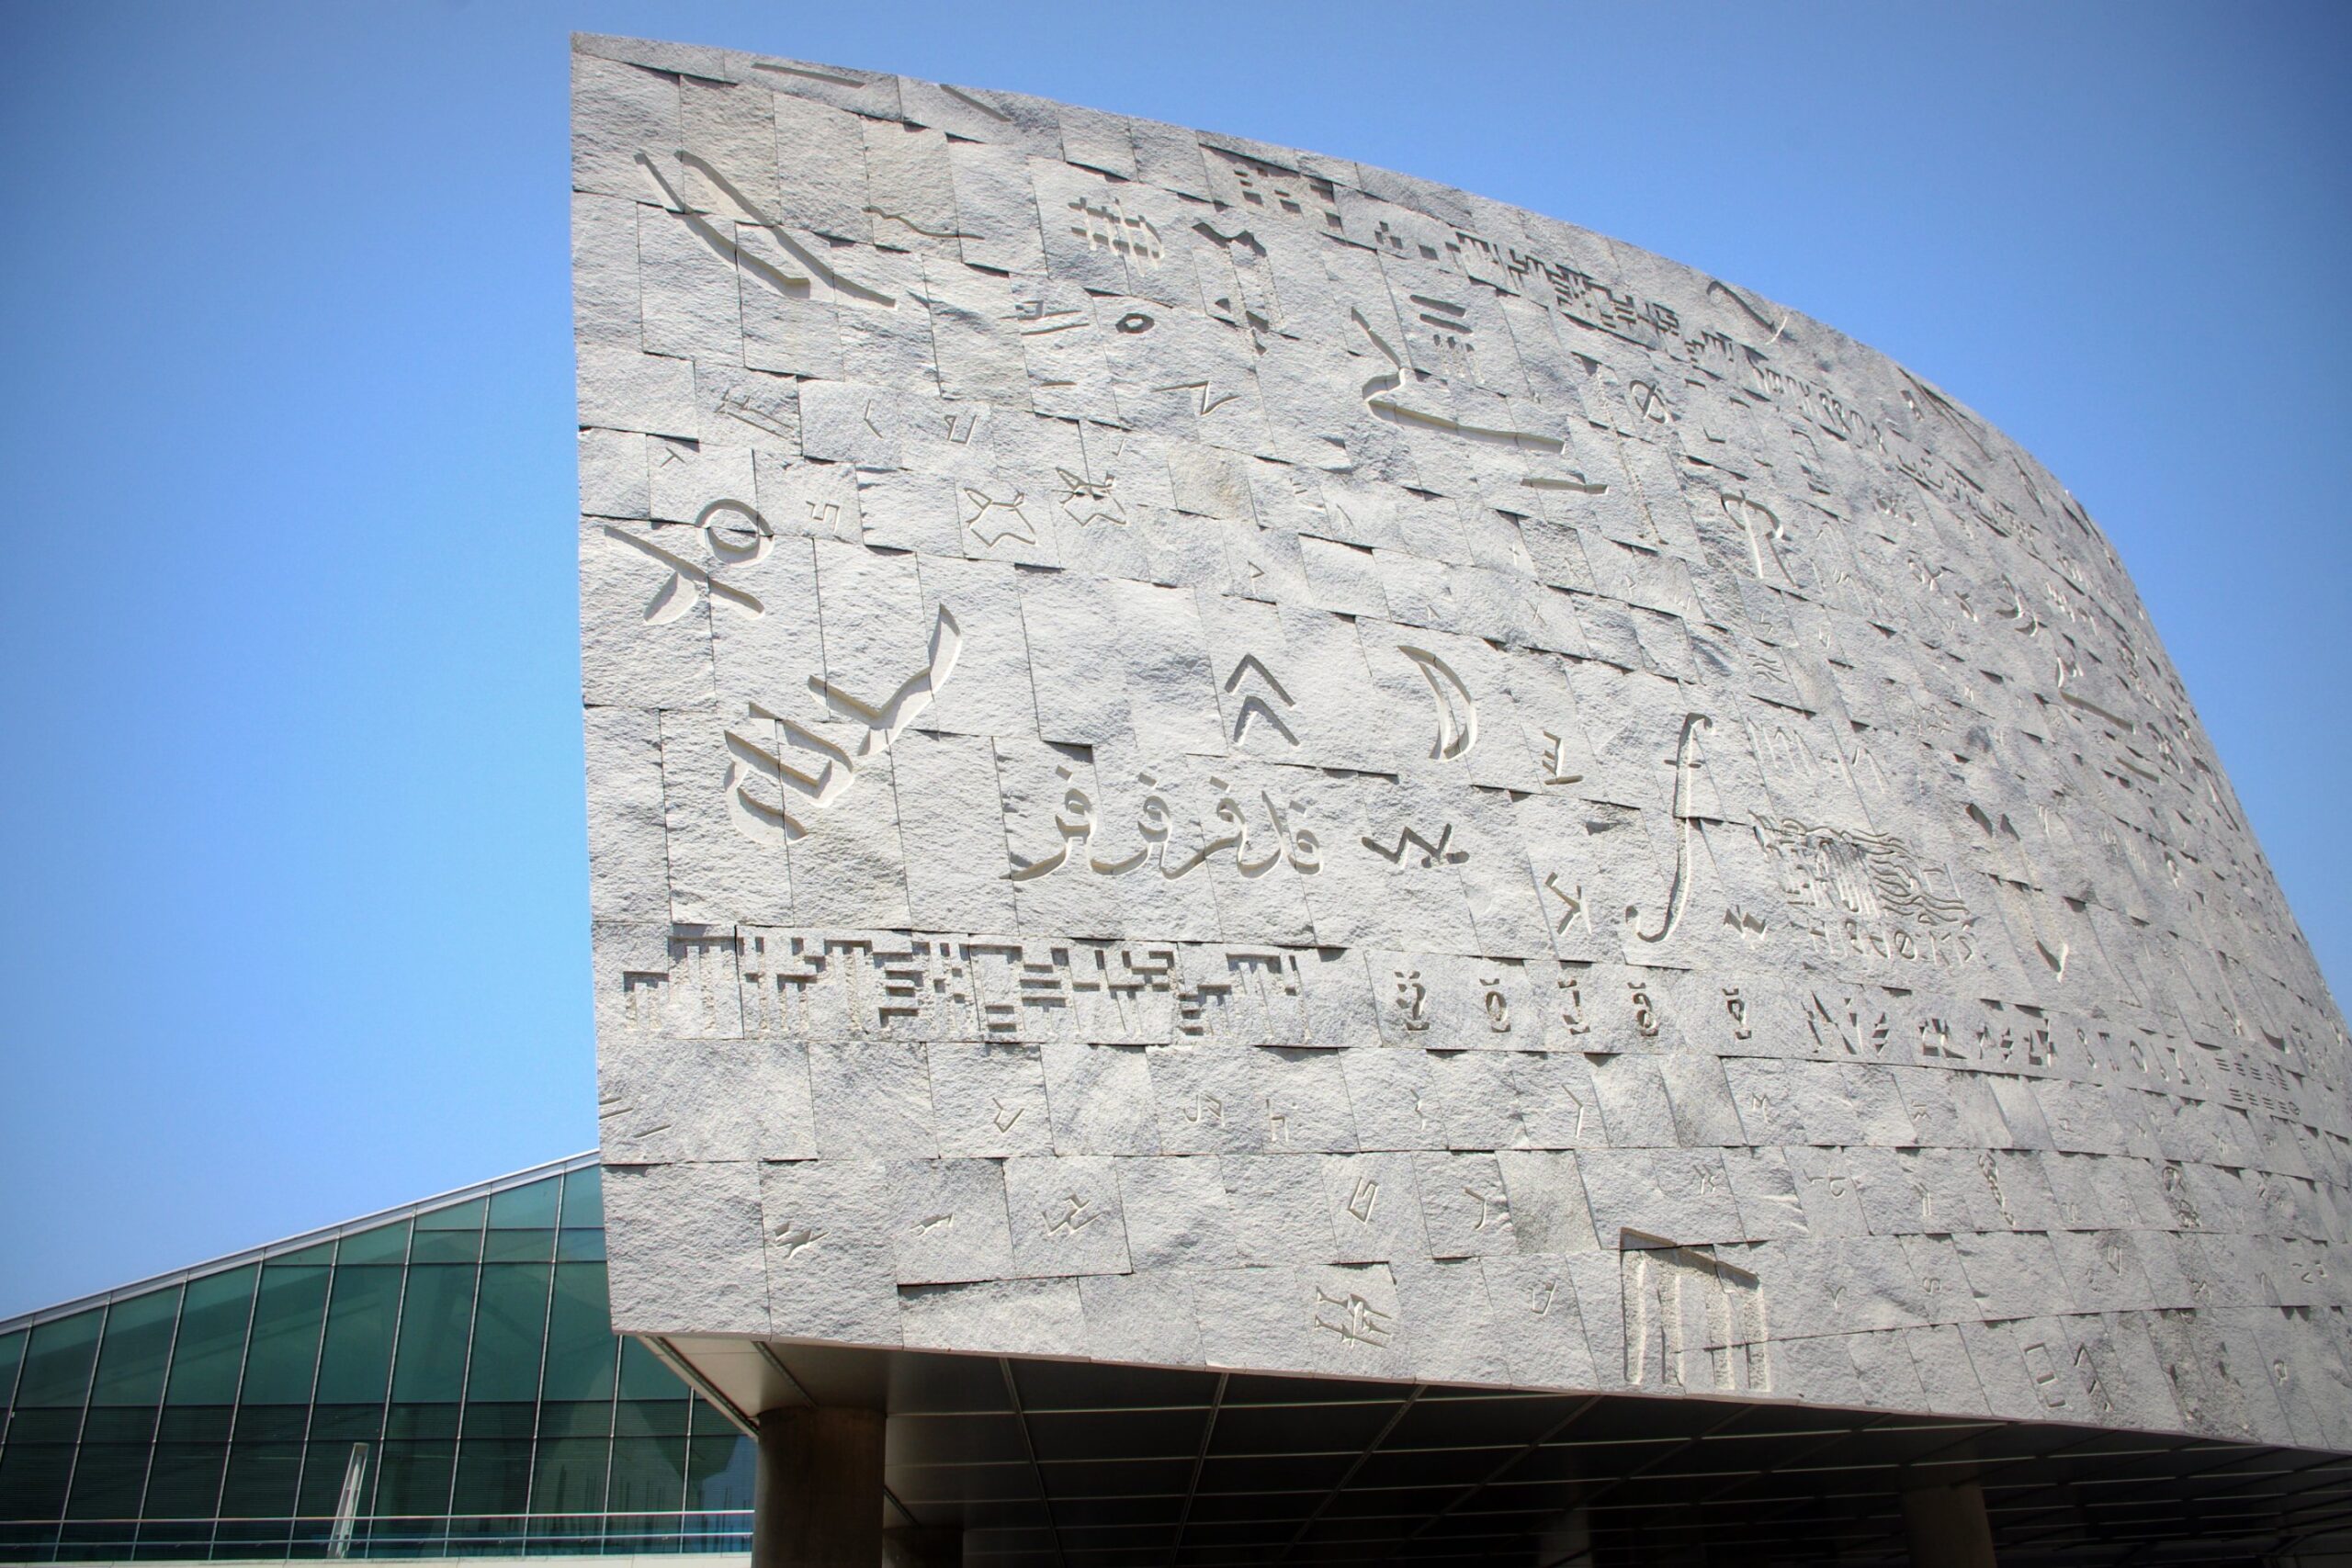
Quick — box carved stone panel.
[577,32,2351,1450]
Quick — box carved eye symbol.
[1114,310,1154,334]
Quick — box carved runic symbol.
[1539,729,1584,785]
[1052,467,1125,528]
[1345,1178,1379,1224]
[1363,823,1467,867]
[1224,653,1300,746]
[1464,1187,1507,1231]
[1045,1194,1098,1235]
[1392,969,1430,1032]
[771,1220,824,1259]
[1311,1287,1395,1348]
[960,485,1036,547]
[1544,874,1585,933]
[990,1098,1026,1134]
[603,502,771,625]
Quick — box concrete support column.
[752,1405,885,1568]
[1901,1480,1997,1568]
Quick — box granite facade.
[574,32,2352,1449]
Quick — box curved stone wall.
[573,32,2352,1449]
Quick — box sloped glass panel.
[239,1266,329,1405]
[483,1227,555,1263]
[540,1265,616,1404]
[466,1266,550,1404]
[413,1199,484,1232]
[605,1436,685,1514]
[530,1436,607,1518]
[334,1221,408,1267]
[164,1269,256,1407]
[315,1265,401,1406]
[89,1290,178,1407]
[389,1268,475,1404]
[17,1311,103,1408]
[408,1228,482,1263]
[555,1227,606,1262]
[558,1168,601,1229]
[62,1429,150,1521]
[488,1179,560,1229]
[684,1432,753,1512]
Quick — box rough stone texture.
[579,32,2352,1448]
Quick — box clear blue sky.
[1,1,2346,1318]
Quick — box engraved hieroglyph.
[577,33,2352,1448]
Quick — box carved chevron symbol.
[1224,653,1299,747]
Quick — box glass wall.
[0,1159,753,1561]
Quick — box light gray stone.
[580,36,2352,1449]
[760,1157,900,1348]
[808,1041,936,1160]
[605,1161,768,1336]
[898,1278,1086,1357]
[1080,1270,1203,1367]
[1005,1154,1131,1278]
[888,1157,1013,1285]
[1116,1155,1239,1271]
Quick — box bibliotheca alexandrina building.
[6,31,2350,1568]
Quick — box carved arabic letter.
[1087,777,1150,876]
[1399,646,1477,761]
[1261,792,1321,874]
[1165,787,1246,880]
[1237,792,1286,877]
[1008,775,1094,882]
[1634,713,1711,944]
